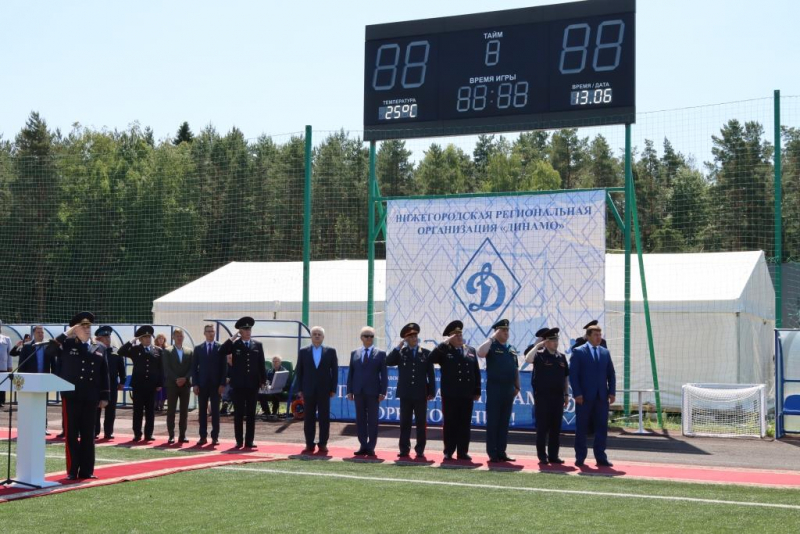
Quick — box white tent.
[153,252,775,408]
[153,260,386,363]
[605,251,775,409]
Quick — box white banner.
[385,191,606,352]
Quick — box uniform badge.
[13,374,24,391]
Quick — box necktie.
[593,347,598,363]
[245,341,250,349]
[207,343,212,354]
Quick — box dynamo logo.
[452,238,521,337]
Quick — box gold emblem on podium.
[12,374,24,391]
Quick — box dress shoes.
[457,454,472,461]
[549,458,565,464]
[596,460,614,467]
[197,438,208,446]
[499,454,515,462]
[211,439,220,446]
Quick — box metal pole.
[624,124,632,417]
[302,125,312,326]
[774,90,783,328]
[630,180,664,427]
[367,141,377,327]
[638,391,644,434]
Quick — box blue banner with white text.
[328,366,576,431]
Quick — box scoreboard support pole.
[624,124,632,417]
[303,125,312,326]
[367,141,377,328]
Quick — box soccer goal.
[682,383,767,438]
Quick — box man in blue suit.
[569,323,616,467]
[295,326,338,455]
[347,326,388,457]
[192,324,227,446]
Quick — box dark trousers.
[534,394,564,460]
[399,397,428,455]
[574,397,609,463]
[442,396,474,457]
[303,394,331,448]
[485,390,514,458]
[166,383,190,439]
[258,393,281,415]
[0,390,5,405]
[232,387,258,445]
[95,394,118,437]
[354,394,379,452]
[64,396,97,477]
[197,386,221,440]
[132,387,156,438]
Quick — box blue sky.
[1,0,798,144]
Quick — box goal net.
[682,383,767,438]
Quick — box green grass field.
[2,442,800,533]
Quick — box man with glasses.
[347,326,387,457]
[295,326,338,455]
[193,324,226,446]
[219,317,267,449]
[570,323,616,468]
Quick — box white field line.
[214,466,800,511]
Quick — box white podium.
[1,373,74,488]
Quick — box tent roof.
[605,251,765,302]
[154,252,773,317]
[154,260,387,308]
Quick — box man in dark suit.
[17,325,54,374]
[430,320,481,461]
[572,320,608,350]
[163,328,194,444]
[94,325,126,439]
[569,323,616,467]
[386,322,435,459]
[295,326,338,455]
[54,311,110,480]
[193,324,226,446]
[347,326,387,457]
[219,317,267,449]
[118,325,164,442]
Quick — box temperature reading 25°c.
[372,41,431,91]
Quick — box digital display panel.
[364,0,635,140]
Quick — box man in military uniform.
[94,325,126,440]
[430,320,481,461]
[526,327,569,464]
[477,319,521,463]
[118,325,163,441]
[54,312,110,480]
[386,322,435,459]
[219,316,267,449]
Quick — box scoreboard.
[364,0,635,140]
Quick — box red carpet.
[0,450,279,503]
[3,429,800,492]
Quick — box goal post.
[682,383,767,438]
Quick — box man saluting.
[54,312,110,480]
[386,322,435,459]
[219,317,267,449]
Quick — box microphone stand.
[0,343,50,489]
